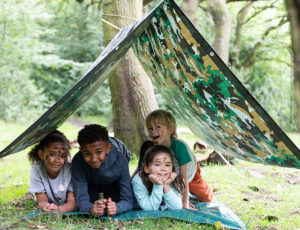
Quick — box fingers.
[106,199,117,216]
[43,203,57,212]
[48,203,58,210]
[91,198,117,216]
[170,172,177,180]
[164,172,178,185]
[148,174,163,185]
[189,202,195,208]
[189,202,197,210]
[91,200,106,215]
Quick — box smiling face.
[38,142,68,179]
[80,140,112,169]
[144,152,173,182]
[147,120,174,147]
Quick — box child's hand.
[183,200,190,209]
[106,198,117,216]
[148,174,164,185]
[164,172,177,185]
[189,202,197,210]
[90,199,106,216]
[183,201,197,210]
[43,203,58,212]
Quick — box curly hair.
[140,145,184,194]
[145,109,177,137]
[77,124,108,146]
[28,130,70,164]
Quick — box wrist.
[163,184,171,194]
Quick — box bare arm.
[180,164,189,209]
[57,191,76,212]
[36,193,52,211]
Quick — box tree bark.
[103,0,158,154]
[285,0,300,131]
[232,2,252,64]
[182,0,199,27]
[207,0,232,64]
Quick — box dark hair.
[28,130,70,164]
[77,124,108,146]
[140,145,185,194]
[137,140,154,172]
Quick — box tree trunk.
[207,0,232,64]
[182,0,199,27]
[285,0,300,131]
[233,2,252,65]
[103,0,158,154]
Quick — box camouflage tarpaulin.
[132,0,300,168]
[1,0,300,169]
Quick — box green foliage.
[227,0,295,131]
[47,1,103,63]
[30,0,109,117]
[0,0,51,122]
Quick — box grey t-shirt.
[29,162,73,205]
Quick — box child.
[132,145,184,210]
[71,124,133,216]
[145,109,213,208]
[28,130,75,212]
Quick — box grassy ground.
[0,117,299,229]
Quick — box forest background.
[1,0,300,155]
[1,0,300,229]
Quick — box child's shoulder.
[63,162,72,171]
[31,161,44,170]
[172,138,189,149]
[30,161,47,177]
[131,173,142,184]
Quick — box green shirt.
[170,137,197,183]
[170,137,192,166]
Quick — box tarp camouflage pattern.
[1,0,300,169]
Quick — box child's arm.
[180,164,190,209]
[163,173,182,210]
[71,155,94,213]
[36,193,53,212]
[163,188,183,210]
[57,191,75,212]
[132,174,164,210]
[115,160,134,214]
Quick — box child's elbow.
[139,202,160,211]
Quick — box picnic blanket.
[26,200,247,229]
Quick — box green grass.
[0,117,300,229]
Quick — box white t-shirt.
[29,162,73,205]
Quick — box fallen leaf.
[264,215,278,222]
[248,186,259,192]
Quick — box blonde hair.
[145,109,177,137]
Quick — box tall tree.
[285,0,300,131]
[207,0,232,64]
[182,0,199,26]
[103,0,158,154]
[182,0,231,64]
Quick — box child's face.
[80,140,112,169]
[38,142,68,179]
[144,152,173,182]
[147,120,173,147]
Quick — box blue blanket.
[27,200,247,229]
